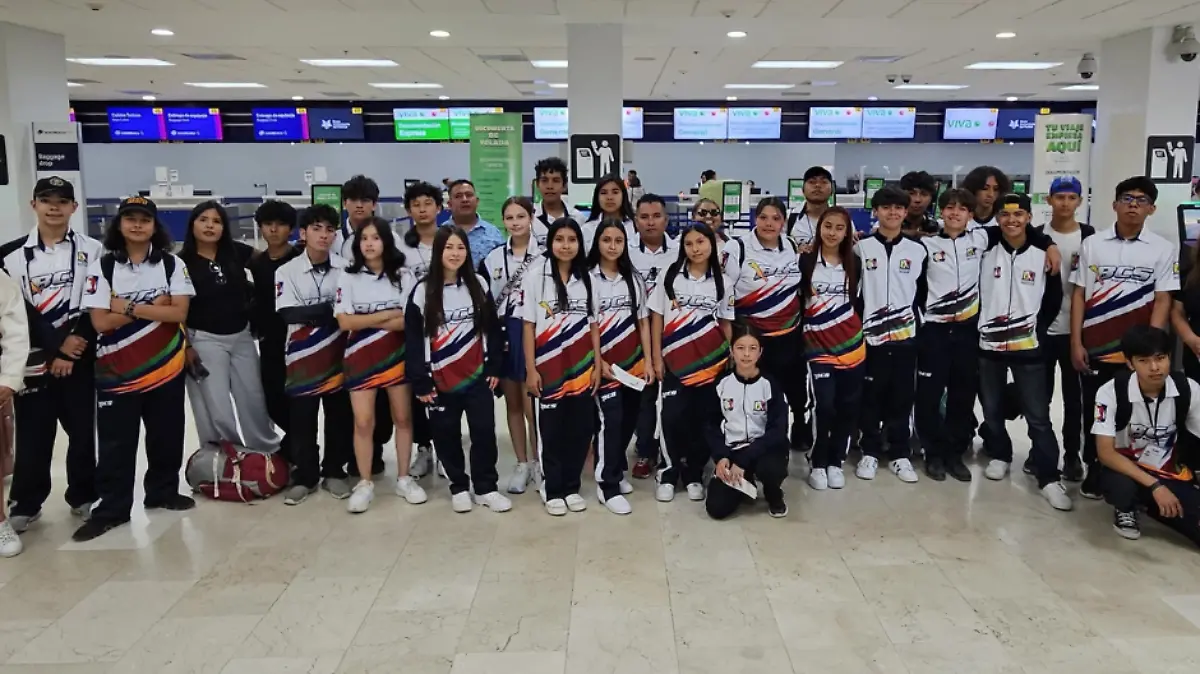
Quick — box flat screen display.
[306,108,364,141]
[252,108,308,141]
[673,108,728,140]
[108,107,164,141]
[162,107,223,141]
[861,107,915,139]
[726,107,781,140]
[449,107,503,140]
[393,108,450,141]
[943,108,999,140]
[995,109,1038,140]
[533,107,568,140]
[622,107,644,140]
[808,106,862,139]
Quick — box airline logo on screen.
[677,109,722,117]
[864,108,912,117]
[812,107,859,117]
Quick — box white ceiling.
[4,0,1200,101]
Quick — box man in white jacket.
[0,269,31,557]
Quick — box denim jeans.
[978,356,1061,487]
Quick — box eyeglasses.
[696,208,721,217]
[1117,194,1153,206]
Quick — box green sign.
[1012,180,1028,194]
[864,178,885,208]
[393,108,450,141]
[788,178,805,206]
[451,107,503,141]
[469,113,523,233]
[311,184,342,209]
[722,181,742,222]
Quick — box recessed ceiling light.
[726,96,738,101]
[66,57,174,66]
[300,58,398,67]
[753,60,843,69]
[966,61,1062,70]
[808,80,838,87]
[438,95,450,100]
[867,95,879,101]
[369,82,443,89]
[893,83,969,90]
[1061,84,1099,91]
[548,82,568,89]
[66,81,84,87]
[184,82,267,88]
[291,95,304,101]
[727,30,747,38]
[996,31,1017,39]
[430,30,450,38]
[151,28,174,37]
[142,95,156,101]
[1006,96,1019,102]
[530,60,568,68]
[724,83,795,90]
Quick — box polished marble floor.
[2,402,1200,674]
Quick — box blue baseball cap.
[1050,176,1082,195]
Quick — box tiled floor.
[2,407,1200,674]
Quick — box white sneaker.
[347,480,374,514]
[451,491,473,513]
[395,476,428,504]
[411,445,433,478]
[70,502,93,521]
[686,482,705,501]
[565,493,587,512]
[619,479,634,495]
[808,468,829,491]
[655,483,676,502]
[1041,482,1074,511]
[9,510,41,533]
[827,466,846,489]
[600,490,632,515]
[890,459,919,483]
[507,462,531,494]
[856,456,878,480]
[473,491,513,512]
[545,498,568,516]
[984,460,1011,481]
[0,520,22,558]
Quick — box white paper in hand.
[723,475,757,499]
[609,363,647,392]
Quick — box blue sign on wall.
[253,108,309,141]
[162,107,223,141]
[996,109,1038,140]
[108,107,164,141]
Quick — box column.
[1092,26,1200,241]
[566,23,623,198]
[0,22,72,242]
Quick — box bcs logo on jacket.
[1096,402,1107,423]
[723,398,735,411]
[1021,270,1036,284]
[85,275,98,294]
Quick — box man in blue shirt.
[448,179,504,267]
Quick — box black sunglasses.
[695,208,721,217]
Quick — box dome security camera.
[887,74,897,84]
[901,74,912,84]
[1168,25,1200,62]
[1077,52,1097,79]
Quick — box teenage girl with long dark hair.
[587,217,652,515]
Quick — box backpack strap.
[100,253,116,290]
[1172,371,1191,432]
[1114,369,1134,432]
[162,252,175,281]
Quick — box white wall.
[79,141,1034,199]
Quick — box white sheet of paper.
[609,363,647,392]
[724,475,757,499]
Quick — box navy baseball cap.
[1050,176,1082,196]
[117,196,158,218]
[1000,193,1032,213]
[34,176,75,200]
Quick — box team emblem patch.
[1021,270,1036,283]
[966,247,978,258]
[336,288,342,303]
[932,251,946,262]
[1096,403,1107,423]
[275,281,284,297]
[898,259,911,271]
[753,400,765,412]
[723,398,735,411]
[76,251,88,264]
[1070,253,1080,271]
[865,258,878,270]
[85,275,97,294]
[993,266,1002,278]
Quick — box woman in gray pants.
[179,201,278,453]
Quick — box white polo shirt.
[533,202,588,247]
[1092,374,1200,481]
[1069,225,1178,364]
[592,266,649,389]
[276,250,347,396]
[648,266,734,387]
[522,257,598,401]
[629,236,676,299]
[82,248,194,393]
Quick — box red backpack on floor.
[185,441,289,503]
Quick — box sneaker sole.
[1113,525,1142,540]
[1079,491,1104,501]
[399,493,429,505]
[769,506,789,518]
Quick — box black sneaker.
[1022,456,1035,475]
[1079,470,1103,500]
[145,494,196,511]
[1113,510,1141,540]
[945,456,973,483]
[925,457,947,482]
[1062,459,1085,483]
[767,494,788,518]
[71,518,129,542]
